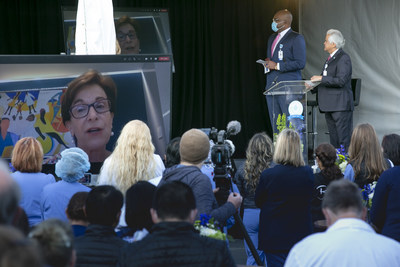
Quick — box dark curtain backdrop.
[0,0,299,157]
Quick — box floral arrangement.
[273,113,294,143]
[194,214,232,241]
[335,145,349,173]
[362,181,377,209]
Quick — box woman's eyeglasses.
[69,99,111,119]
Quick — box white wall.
[300,0,400,146]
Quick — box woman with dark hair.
[255,129,314,267]
[61,69,117,163]
[234,132,273,266]
[66,191,89,237]
[381,134,400,167]
[311,143,343,223]
[123,181,156,242]
[371,133,400,242]
[344,123,389,188]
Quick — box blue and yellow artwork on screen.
[0,89,73,158]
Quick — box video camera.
[206,121,241,205]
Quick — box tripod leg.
[233,213,263,266]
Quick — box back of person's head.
[348,123,387,181]
[55,147,90,183]
[0,225,42,267]
[85,185,123,226]
[11,137,43,173]
[66,191,89,224]
[273,129,304,167]
[165,137,181,168]
[29,219,74,267]
[180,129,210,165]
[102,119,156,194]
[244,132,274,192]
[382,133,400,166]
[152,181,196,222]
[0,160,20,225]
[125,181,156,231]
[322,179,364,217]
[315,143,343,181]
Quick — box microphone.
[226,120,241,137]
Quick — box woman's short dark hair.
[66,192,89,222]
[382,134,400,166]
[61,70,117,124]
[165,137,181,168]
[125,181,156,232]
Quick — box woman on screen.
[61,70,116,163]
[116,16,141,54]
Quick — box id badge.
[278,44,283,60]
[323,70,327,76]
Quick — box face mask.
[271,21,279,32]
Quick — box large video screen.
[0,55,172,163]
[62,7,173,55]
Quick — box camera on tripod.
[206,121,241,205]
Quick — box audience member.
[119,181,236,267]
[0,160,20,225]
[158,129,242,225]
[381,133,400,167]
[311,143,343,224]
[66,191,89,237]
[234,132,273,266]
[29,218,75,267]
[74,185,126,266]
[61,69,117,163]
[255,129,314,267]
[344,123,389,188]
[284,179,400,266]
[116,16,141,54]
[123,181,156,242]
[371,133,400,242]
[11,137,55,227]
[149,137,181,186]
[98,119,164,195]
[0,225,42,267]
[41,147,91,221]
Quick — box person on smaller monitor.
[116,16,141,54]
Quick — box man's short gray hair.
[322,179,363,216]
[327,29,345,49]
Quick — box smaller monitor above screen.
[62,7,173,55]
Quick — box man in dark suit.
[264,9,306,132]
[311,29,353,149]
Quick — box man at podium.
[264,9,306,132]
[311,29,353,150]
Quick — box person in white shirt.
[284,179,400,267]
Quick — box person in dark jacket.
[371,134,400,242]
[255,129,314,267]
[119,181,236,267]
[74,185,126,267]
[158,129,242,225]
[234,132,273,266]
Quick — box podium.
[264,80,320,163]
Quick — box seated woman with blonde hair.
[97,120,165,226]
[255,129,314,267]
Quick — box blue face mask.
[271,21,279,32]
